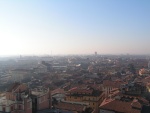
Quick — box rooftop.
[67,87,103,97]
[55,101,87,112]
[100,99,140,113]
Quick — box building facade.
[0,83,32,113]
[65,87,105,113]
[0,83,51,113]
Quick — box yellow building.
[65,87,105,113]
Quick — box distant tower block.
[95,52,97,56]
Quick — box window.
[18,105,21,110]
[11,106,14,111]
[3,107,5,112]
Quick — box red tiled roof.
[100,99,140,113]
[68,87,93,95]
[55,102,86,112]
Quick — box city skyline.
[0,0,150,56]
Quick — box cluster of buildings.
[0,83,51,113]
[0,55,150,113]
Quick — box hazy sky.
[0,0,150,56]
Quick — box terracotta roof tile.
[100,99,140,113]
[55,102,86,112]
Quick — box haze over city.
[1,1,150,113]
[0,0,150,56]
